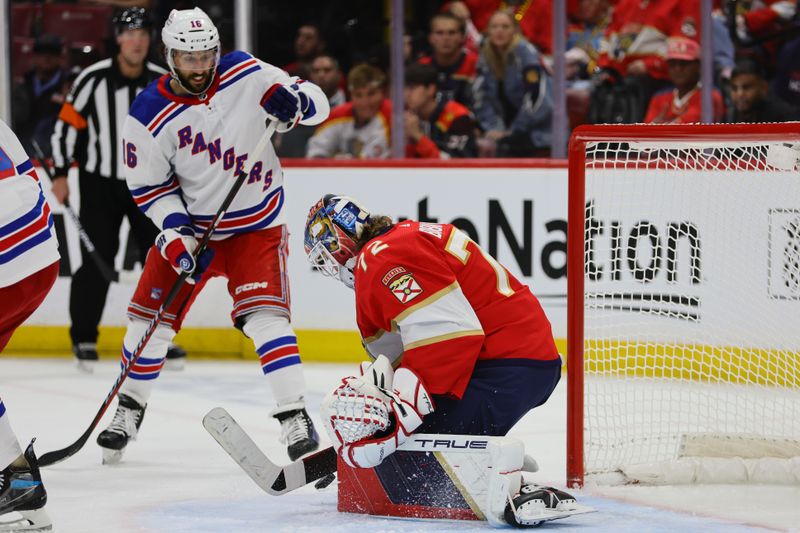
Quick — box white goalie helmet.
[161,7,220,94]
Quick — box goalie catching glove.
[155,227,214,283]
[321,355,434,468]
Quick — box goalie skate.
[504,484,595,528]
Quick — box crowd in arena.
[9,0,800,160]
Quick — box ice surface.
[0,358,797,532]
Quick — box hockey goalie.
[305,194,594,527]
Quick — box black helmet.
[113,7,152,36]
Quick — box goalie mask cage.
[566,123,800,487]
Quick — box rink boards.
[8,160,800,368]
[8,161,568,360]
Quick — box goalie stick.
[38,120,278,467]
[31,139,135,284]
[203,407,337,495]
[204,407,337,494]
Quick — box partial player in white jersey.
[96,7,330,464]
[0,118,58,531]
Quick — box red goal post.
[566,123,800,488]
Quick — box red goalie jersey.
[354,221,559,399]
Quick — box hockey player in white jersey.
[0,119,58,531]
[96,7,330,464]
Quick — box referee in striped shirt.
[50,8,185,370]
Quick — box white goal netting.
[580,138,800,484]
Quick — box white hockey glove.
[321,357,434,469]
[155,227,213,283]
[320,355,393,447]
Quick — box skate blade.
[75,359,96,374]
[0,508,53,532]
[516,501,596,526]
[102,448,125,465]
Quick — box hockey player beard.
[175,67,214,96]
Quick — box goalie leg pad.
[337,433,525,522]
[337,448,483,521]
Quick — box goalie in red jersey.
[304,194,562,468]
[303,195,585,527]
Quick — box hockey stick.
[38,120,278,467]
[31,139,133,284]
[204,407,338,495]
[204,407,537,496]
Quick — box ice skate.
[73,342,99,374]
[96,394,147,465]
[164,344,187,371]
[504,483,594,528]
[272,404,319,461]
[0,441,52,532]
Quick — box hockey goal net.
[566,123,800,487]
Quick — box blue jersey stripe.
[15,159,33,175]
[195,199,283,235]
[138,189,181,213]
[0,216,54,265]
[219,65,261,91]
[129,77,171,126]
[193,187,282,221]
[129,174,176,196]
[152,105,190,137]
[218,51,256,75]
[0,192,45,236]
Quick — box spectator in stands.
[563,0,612,128]
[11,34,68,159]
[567,0,611,71]
[404,63,476,158]
[306,64,391,159]
[728,58,800,123]
[592,0,699,123]
[284,23,326,79]
[441,1,482,54]
[275,54,345,158]
[310,55,346,108]
[711,7,736,81]
[644,37,724,124]
[473,9,553,157]
[418,12,478,108]
[732,0,797,42]
[771,36,800,108]
[445,0,581,57]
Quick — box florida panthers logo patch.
[388,274,423,304]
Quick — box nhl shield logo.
[388,274,423,304]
